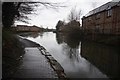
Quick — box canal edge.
[18,36,67,79]
[38,46,67,79]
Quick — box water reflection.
[19,32,43,38]
[81,41,120,78]
[56,33,80,62]
[56,33,80,48]
[21,32,118,78]
[55,33,108,78]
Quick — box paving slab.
[12,47,58,78]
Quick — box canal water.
[20,32,119,78]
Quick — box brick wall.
[82,5,120,35]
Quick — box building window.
[96,25,100,29]
[96,13,100,19]
[88,17,91,21]
[107,9,112,17]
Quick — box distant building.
[82,1,120,35]
[13,25,43,32]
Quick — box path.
[13,47,57,78]
[11,36,58,78]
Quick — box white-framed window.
[107,6,112,17]
[107,9,112,17]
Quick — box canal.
[20,32,119,78]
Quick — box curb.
[38,47,67,79]
[18,36,67,79]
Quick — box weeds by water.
[2,28,25,78]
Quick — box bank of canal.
[19,32,119,78]
[11,35,66,79]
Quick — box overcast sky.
[15,0,112,29]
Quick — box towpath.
[11,36,58,78]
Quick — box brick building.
[82,1,120,35]
[13,25,43,32]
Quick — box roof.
[85,1,120,17]
[17,25,38,27]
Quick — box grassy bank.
[2,28,25,78]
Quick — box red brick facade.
[82,2,120,35]
[13,25,43,32]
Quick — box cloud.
[15,0,112,29]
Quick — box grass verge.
[2,28,25,78]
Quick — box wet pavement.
[12,47,58,78]
[10,36,59,78]
[17,36,40,47]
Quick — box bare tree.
[68,7,75,21]
[76,9,82,22]
[2,1,67,28]
[68,7,82,22]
